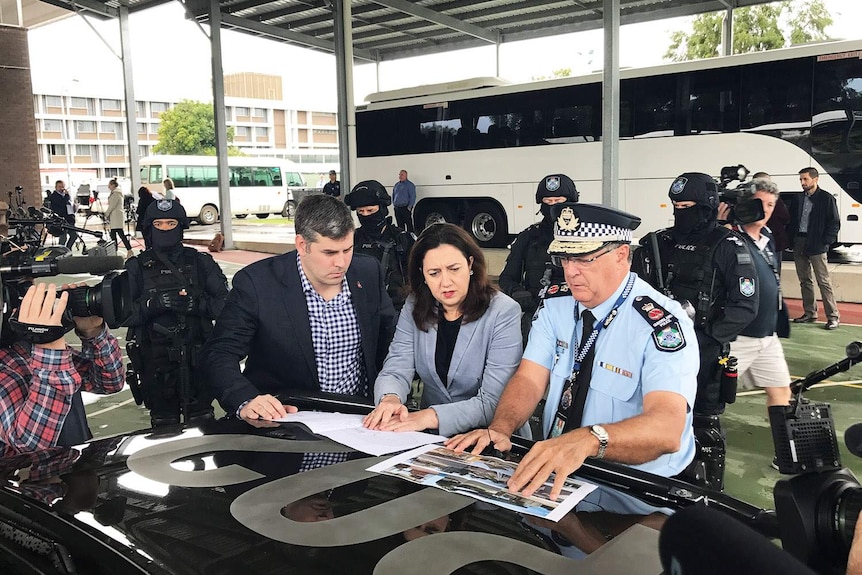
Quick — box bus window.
[232,166,253,186]
[687,67,739,134]
[187,166,209,187]
[167,166,187,187]
[140,166,149,184]
[148,165,162,185]
[741,59,811,130]
[633,74,676,137]
[252,167,278,186]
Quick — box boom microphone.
[0,256,124,277]
[659,506,817,575]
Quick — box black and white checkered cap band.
[554,222,632,243]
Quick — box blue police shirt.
[523,272,699,477]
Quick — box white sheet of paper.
[274,412,446,456]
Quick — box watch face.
[592,425,607,438]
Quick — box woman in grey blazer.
[364,224,528,437]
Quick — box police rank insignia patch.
[634,295,687,352]
[670,177,688,195]
[739,277,756,297]
[556,207,579,231]
[545,176,561,192]
[157,199,173,211]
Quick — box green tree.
[531,67,573,82]
[664,0,832,62]
[153,100,237,155]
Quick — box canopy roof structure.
[27,0,777,62]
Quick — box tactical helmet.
[536,174,579,204]
[143,199,190,229]
[345,180,392,211]
[668,173,719,209]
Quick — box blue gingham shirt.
[297,255,366,396]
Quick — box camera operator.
[632,172,758,491]
[718,180,793,418]
[124,199,228,427]
[48,180,80,252]
[0,283,124,456]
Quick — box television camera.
[1,195,132,346]
[716,164,766,225]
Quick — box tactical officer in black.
[498,174,579,344]
[344,180,414,311]
[633,172,758,491]
[124,199,229,427]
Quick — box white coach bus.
[139,155,305,224]
[355,40,862,247]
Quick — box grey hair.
[751,178,780,198]
[294,194,354,243]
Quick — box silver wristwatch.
[589,424,609,459]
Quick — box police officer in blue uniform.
[345,180,414,311]
[448,203,699,499]
[499,174,579,345]
[633,172,758,491]
[124,199,229,427]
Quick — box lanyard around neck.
[570,272,637,373]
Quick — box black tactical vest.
[661,227,730,328]
[522,225,563,296]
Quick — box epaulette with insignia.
[538,281,571,300]
[633,295,687,352]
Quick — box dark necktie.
[566,310,596,432]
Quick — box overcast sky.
[27,0,862,111]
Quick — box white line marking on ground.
[89,397,136,417]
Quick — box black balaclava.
[536,174,579,219]
[667,173,718,242]
[357,209,387,236]
[142,199,189,254]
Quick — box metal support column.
[601,0,620,208]
[118,3,141,195]
[334,0,356,194]
[495,31,502,77]
[209,0,233,249]
[722,7,734,56]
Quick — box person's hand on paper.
[445,427,512,455]
[379,408,439,432]
[507,428,595,501]
[239,394,298,422]
[363,395,408,430]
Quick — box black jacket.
[48,190,75,223]
[200,252,397,414]
[789,187,840,256]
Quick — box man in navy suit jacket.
[201,195,397,422]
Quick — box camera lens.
[60,271,131,329]
[65,284,102,318]
[834,484,862,554]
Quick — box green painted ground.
[70,257,862,512]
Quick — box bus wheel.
[416,203,454,231]
[255,213,270,219]
[282,200,296,218]
[235,214,248,219]
[466,202,506,248]
[199,205,219,225]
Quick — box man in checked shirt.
[0,283,125,456]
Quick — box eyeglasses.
[551,245,617,268]
[152,220,179,230]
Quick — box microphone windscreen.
[659,507,816,575]
[845,423,862,458]
[56,256,124,275]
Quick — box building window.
[43,119,62,132]
[235,126,250,137]
[151,102,169,113]
[101,121,123,138]
[137,123,147,134]
[139,146,150,158]
[102,99,121,111]
[47,143,66,156]
[253,108,267,120]
[104,167,127,177]
[75,144,95,158]
[225,107,232,120]
[255,127,269,138]
[75,120,96,133]
[236,106,250,116]
[44,95,63,108]
[136,101,146,115]
[70,97,89,109]
[105,145,125,156]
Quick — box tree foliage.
[531,67,573,82]
[153,100,237,156]
[664,0,832,62]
